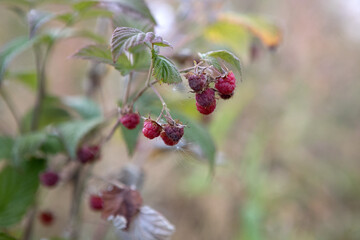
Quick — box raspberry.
[77,145,100,164]
[196,101,216,115]
[161,124,184,146]
[186,73,206,92]
[142,119,162,139]
[160,132,177,146]
[89,195,104,211]
[39,211,54,226]
[39,171,59,187]
[120,113,140,129]
[219,92,234,100]
[195,88,215,107]
[215,71,236,95]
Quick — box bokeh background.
[1,0,360,239]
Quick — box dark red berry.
[219,92,234,100]
[90,195,104,211]
[196,101,216,115]
[120,113,140,129]
[161,124,184,146]
[195,88,215,107]
[39,211,54,226]
[77,145,100,164]
[187,73,206,92]
[160,131,177,146]
[39,171,59,187]
[142,119,162,139]
[215,71,236,95]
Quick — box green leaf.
[111,27,171,63]
[11,132,47,166]
[104,0,156,24]
[40,134,64,155]
[151,50,182,84]
[56,118,103,159]
[199,50,242,79]
[120,120,142,157]
[72,1,97,12]
[21,95,72,132]
[62,96,102,119]
[0,232,17,240]
[27,9,55,38]
[0,159,45,227]
[6,71,37,90]
[0,136,13,161]
[0,37,35,85]
[73,44,149,75]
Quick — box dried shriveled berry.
[101,186,143,230]
[39,171,59,187]
[120,113,140,130]
[186,73,207,92]
[196,101,216,115]
[142,119,162,139]
[215,71,236,95]
[39,211,54,226]
[195,88,215,107]
[90,195,104,211]
[161,124,184,146]
[77,145,100,164]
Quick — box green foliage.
[110,27,171,63]
[0,232,17,240]
[0,37,35,85]
[73,44,150,75]
[56,117,103,159]
[151,50,182,84]
[199,50,242,79]
[0,137,13,161]
[113,14,154,32]
[62,96,102,119]
[5,71,37,90]
[120,121,143,157]
[0,159,45,227]
[27,9,55,38]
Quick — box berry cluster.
[142,118,184,146]
[186,71,237,115]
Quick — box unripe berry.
[39,171,59,187]
[89,195,103,211]
[196,101,216,115]
[39,211,54,226]
[161,124,184,146]
[142,119,162,139]
[120,113,140,129]
[215,71,236,95]
[77,145,100,164]
[195,88,215,107]
[186,73,206,92]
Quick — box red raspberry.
[39,211,54,226]
[215,71,236,95]
[77,145,100,164]
[39,171,59,187]
[186,73,206,92]
[219,92,234,100]
[196,101,216,115]
[142,119,162,139]
[195,88,215,107]
[120,113,140,129]
[89,195,104,211]
[160,124,184,146]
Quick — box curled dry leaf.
[115,205,175,240]
[101,185,143,230]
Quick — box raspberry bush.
[0,0,280,239]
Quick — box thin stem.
[130,79,158,106]
[30,44,51,130]
[123,72,133,105]
[145,58,153,87]
[0,88,21,131]
[101,120,121,145]
[150,85,171,117]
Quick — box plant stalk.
[0,88,21,132]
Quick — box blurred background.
[1,0,360,239]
